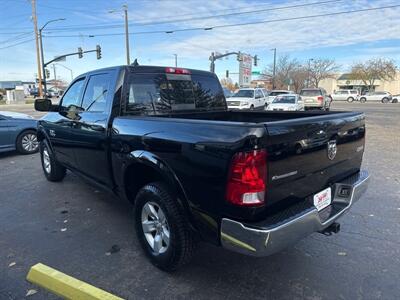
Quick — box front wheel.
[16,130,39,154]
[134,182,196,272]
[347,97,354,103]
[40,142,66,182]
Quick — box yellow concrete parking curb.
[27,263,124,300]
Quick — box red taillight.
[226,149,267,206]
[165,67,191,74]
[317,96,324,102]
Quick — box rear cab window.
[300,89,322,96]
[126,71,225,113]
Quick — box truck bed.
[116,110,365,222]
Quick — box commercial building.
[320,72,400,95]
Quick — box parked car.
[265,90,294,105]
[299,88,331,110]
[35,65,369,271]
[266,94,304,111]
[29,88,40,98]
[0,111,38,154]
[358,91,392,103]
[227,87,266,110]
[330,89,359,102]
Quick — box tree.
[220,78,236,91]
[349,58,397,92]
[290,66,309,93]
[263,55,301,90]
[308,58,339,88]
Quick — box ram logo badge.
[327,140,337,160]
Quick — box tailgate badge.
[327,140,337,160]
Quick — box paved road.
[1,102,399,299]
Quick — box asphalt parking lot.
[1,102,400,299]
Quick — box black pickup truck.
[35,65,369,271]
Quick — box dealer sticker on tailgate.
[313,187,332,211]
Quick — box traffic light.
[254,55,258,66]
[226,70,229,78]
[237,51,242,62]
[78,47,83,58]
[96,45,101,60]
[45,69,50,79]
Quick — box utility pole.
[123,4,130,65]
[173,54,177,67]
[31,0,43,97]
[271,48,277,89]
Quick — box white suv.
[227,88,266,110]
[331,90,359,102]
[358,91,392,103]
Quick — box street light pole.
[173,54,177,67]
[271,48,277,89]
[39,18,65,96]
[123,4,130,65]
[308,58,314,88]
[54,63,73,81]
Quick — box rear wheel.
[134,182,196,271]
[359,97,366,103]
[16,130,39,154]
[382,97,389,103]
[40,142,66,182]
[347,97,354,103]
[393,98,398,103]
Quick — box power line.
[0,38,34,50]
[43,4,400,38]
[0,32,32,44]
[38,0,343,32]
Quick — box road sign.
[53,56,66,62]
[252,71,261,75]
[239,53,252,87]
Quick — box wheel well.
[124,163,165,203]
[15,128,37,145]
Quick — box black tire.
[134,182,196,272]
[250,105,254,110]
[347,97,354,103]
[40,141,66,182]
[393,98,398,103]
[16,130,39,154]
[359,97,367,103]
[382,97,389,103]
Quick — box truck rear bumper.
[220,170,369,257]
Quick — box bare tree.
[263,55,301,90]
[350,58,397,92]
[308,58,339,88]
[290,66,309,93]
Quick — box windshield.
[232,90,254,98]
[273,95,296,104]
[300,89,321,96]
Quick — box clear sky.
[1,0,400,84]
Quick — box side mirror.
[34,98,58,112]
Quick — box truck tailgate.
[264,112,365,209]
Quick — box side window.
[81,73,110,112]
[60,78,85,110]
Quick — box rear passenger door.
[255,89,263,107]
[69,72,115,187]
